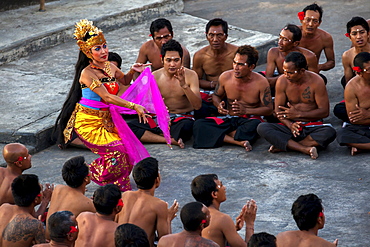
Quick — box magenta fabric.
[79,98,150,165]
[118,67,172,147]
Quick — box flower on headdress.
[353,66,362,72]
[88,30,96,36]
[344,33,350,37]
[148,34,152,37]
[297,11,305,21]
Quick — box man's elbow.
[265,108,273,116]
[194,100,202,110]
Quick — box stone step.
[0,0,184,65]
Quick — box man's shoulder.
[153,67,165,75]
[140,40,156,50]
[251,71,269,83]
[226,43,238,51]
[277,230,335,247]
[317,28,333,39]
[342,47,355,58]
[77,211,95,220]
[7,214,43,231]
[201,237,220,246]
[0,203,15,212]
[0,167,7,175]
[3,215,44,244]
[268,47,280,57]
[153,68,166,80]
[195,45,211,55]
[299,47,316,58]
[210,208,232,220]
[184,67,198,76]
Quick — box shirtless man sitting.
[191,174,257,247]
[115,157,179,247]
[135,18,190,73]
[0,143,32,205]
[46,156,96,239]
[0,143,53,219]
[297,3,335,76]
[34,211,78,247]
[115,223,150,247]
[0,174,46,246]
[158,201,219,247]
[276,193,338,247]
[257,52,336,159]
[123,39,201,148]
[75,184,123,247]
[337,52,370,155]
[341,17,370,88]
[333,17,370,123]
[193,18,238,118]
[154,39,202,145]
[248,232,276,247]
[265,24,318,90]
[193,45,273,150]
[193,18,238,91]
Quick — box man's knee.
[257,122,271,137]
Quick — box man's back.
[202,208,246,247]
[75,212,118,247]
[0,168,16,205]
[158,232,219,247]
[116,191,168,246]
[276,230,336,247]
[0,204,45,247]
[45,185,95,238]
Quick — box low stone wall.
[0,0,56,12]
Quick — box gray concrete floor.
[1,0,370,246]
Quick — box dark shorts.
[337,124,370,145]
[193,117,261,148]
[257,122,337,151]
[122,114,194,142]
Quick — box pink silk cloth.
[118,67,172,148]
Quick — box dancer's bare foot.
[309,147,318,160]
[242,141,252,151]
[351,147,360,156]
[268,145,283,153]
[170,138,185,149]
[177,138,185,149]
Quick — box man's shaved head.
[3,143,28,165]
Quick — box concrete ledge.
[0,0,184,65]
[0,13,277,152]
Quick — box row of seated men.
[0,145,337,247]
[71,9,370,159]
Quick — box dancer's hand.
[134,104,150,124]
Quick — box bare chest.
[300,37,324,58]
[286,85,316,105]
[203,54,234,77]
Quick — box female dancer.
[54,19,150,191]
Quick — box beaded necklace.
[90,61,113,79]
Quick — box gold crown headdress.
[74,19,106,59]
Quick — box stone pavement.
[0,0,276,153]
[0,0,370,246]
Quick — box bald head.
[3,143,29,165]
